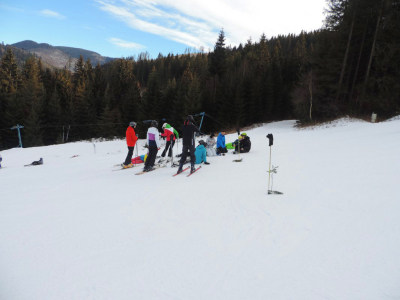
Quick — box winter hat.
[210,132,215,138]
[163,123,172,129]
[241,132,247,136]
[198,140,206,146]
[129,121,137,127]
[151,120,158,127]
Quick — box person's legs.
[148,146,158,168]
[177,146,189,173]
[189,146,196,171]
[161,141,171,158]
[168,140,175,157]
[124,146,134,165]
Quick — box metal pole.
[11,124,24,148]
[199,112,205,131]
[268,146,272,191]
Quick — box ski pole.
[237,128,241,161]
[171,140,174,168]
[267,134,274,192]
[134,134,138,167]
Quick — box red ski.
[172,166,190,177]
[187,166,201,177]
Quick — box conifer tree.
[209,29,227,78]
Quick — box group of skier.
[122,115,251,175]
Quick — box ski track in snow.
[1,119,400,300]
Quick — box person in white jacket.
[206,133,217,156]
[143,120,161,172]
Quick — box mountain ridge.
[10,40,115,70]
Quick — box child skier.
[159,123,179,163]
[123,121,138,168]
[143,120,160,172]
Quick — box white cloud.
[40,9,66,20]
[108,37,146,49]
[95,0,326,51]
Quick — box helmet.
[151,120,158,127]
[162,123,167,128]
[129,121,137,127]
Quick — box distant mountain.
[0,44,55,70]
[10,40,115,71]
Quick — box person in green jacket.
[159,123,179,162]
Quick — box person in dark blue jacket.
[216,131,227,155]
[195,140,210,165]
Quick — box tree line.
[1,0,398,150]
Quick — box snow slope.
[1,118,400,300]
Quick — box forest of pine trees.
[1,0,399,150]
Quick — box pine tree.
[209,29,227,78]
[0,48,21,94]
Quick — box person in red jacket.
[123,121,138,168]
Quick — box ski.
[187,166,201,177]
[112,166,137,172]
[135,165,166,175]
[24,164,42,167]
[172,166,190,177]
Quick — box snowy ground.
[1,118,400,300]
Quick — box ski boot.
[123,163,133,169]
[147,166,155,172]
[176,162,184,174]
[157,157,165,164]
[190,162,196,173]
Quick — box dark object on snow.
[25,158,43,167]
[267,134,273,146]
[32,158,43,165]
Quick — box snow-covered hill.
[1,118,400,300]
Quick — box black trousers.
[180,145,195,166]
[217,147,228,154]
[144,146,158,168]
[124,146,134,165]
[161,140,175,157]
[234,145,250,153]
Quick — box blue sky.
[0,0,327,59]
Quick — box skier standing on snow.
[123,121,138,168]
[159,123,179,163]
[177,115,199,174]
[143,120,161,172]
